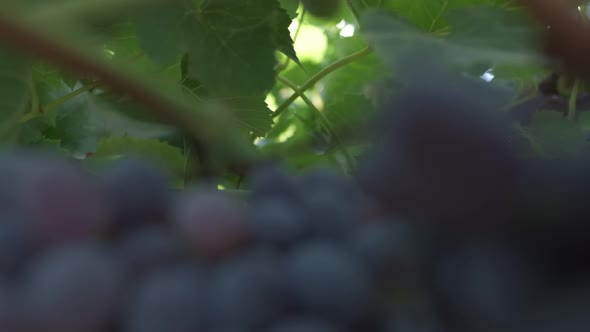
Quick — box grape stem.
[277,75,357,172]
[567,79,580,122]
[345,0,362,23]
[19,82,100,124]
[273,46,373,118]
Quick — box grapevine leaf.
[527,111,586,158]
[272,5,302,66]
[133,5,188,65]
[445,6,537,53]
[185,0,279,97]
[0,50,31,142]
[367,0,515,32]
[93,135,186,179]
[279,0,300,19]
[53,89,176,154]
[322,46,385,137]
[360,9,544,71]
[222,96,273,137]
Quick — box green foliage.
[0,0,584,181]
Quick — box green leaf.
[367,0,514,32]
[52,89,176,155]
[133,4,188,65]
[322,50,385,137]
[93,135,186,179]
[219,97,273,138]
[360,8,544,71]
[280,0,300,19]
[185,0,279,96]
[445,6,537,53]
[0,51,31,143]
[272,6,302,66]
[527,111,586,158]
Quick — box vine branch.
[277,75,357,172]
[19,82,100,124]
[273,46,373,118]
[0,7,247,165]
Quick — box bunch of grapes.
[0,57,589,332]
[359,59,590,332]
[0,150,428,332]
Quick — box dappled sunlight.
[289,20,328,63]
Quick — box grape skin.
[206,248,284,330]
[171,188,247,259]
[246,196,308,248]
[124,265,205,332]
[23,244,126,332]
[282,240,376,323]
[102,157,172,229]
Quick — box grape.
[361,65,520,223]
[23,243,126,332]
[206,248,284,330]
[282,240,375,322]
[301,0,341,17]
[102,157,172,229]
[247,163,302,201]
[171,188,247,259]
[298,169,363,241]
[350,220,420,279]
[125,265,206,332]
[303,190,358,242]
[0,217,34,277]
[517,278,590,332]
[3,155,112,246]
[428,240,537,332]
[117,225,188,278]
[299,168,361,202]
[268,316,345,332]
[0,280,30,331]
[246,197,308,248]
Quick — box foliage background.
[0,0,588,188]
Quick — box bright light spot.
[310,92,325,111]
[276,124,297,143]
[265,93,278,111]
[336,19,355,38]
[217,184,226,190]
[480,69,495,82]
[340,25,355,38]
[289,21,328,63]
[103,48,115,59]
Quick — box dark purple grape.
[268,316,345,332]
[0,154,112,246]
[360,63,520,224]
[517,278,590,332]
[246,197,308,248]
[303,190,359,242]
[0,280,30,331]
[429,240,538,332]
[102,157,172,229]
[125,265,206,332]
[23,243,126,332]
[206,248,284,330]
[171,188,247,259]
[282,240,376,322]
[299,168,361,203]
[351,220,420,279]
[0,218,34,277]
[247,163,302,201]
[117,225,187,278]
